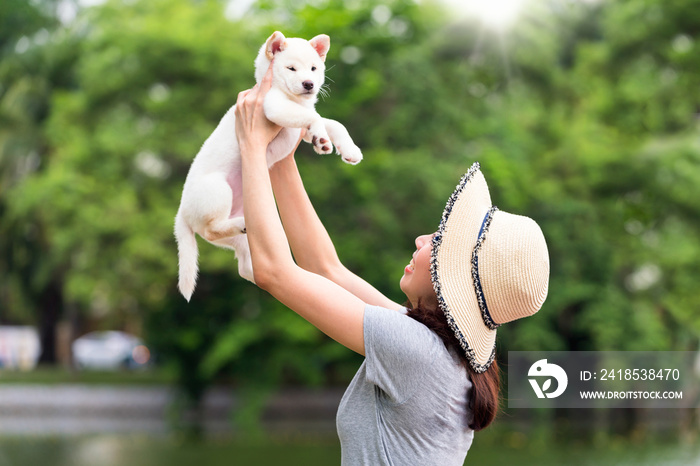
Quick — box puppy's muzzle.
[302,80,314,91]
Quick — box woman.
[235,66,550,465]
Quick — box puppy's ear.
[265,31,287,60]
[308,34,330,62]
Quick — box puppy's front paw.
[339,144,363,165]
[308,123,333,155]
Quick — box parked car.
[72,331,150,370]
[0,326,41,370]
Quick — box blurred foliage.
[1,0,699,429]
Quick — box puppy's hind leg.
[203,216,247,243]
[213,232,255,283]
[232,234,254,283]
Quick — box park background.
[1,0,699,464]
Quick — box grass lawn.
[0,366,176,385]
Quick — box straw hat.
[430,162,550,373]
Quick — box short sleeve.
[363,304,441,404]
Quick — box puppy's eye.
[311,66,317,71]
[287,66,296,71]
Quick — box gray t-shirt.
[336,305,474,465]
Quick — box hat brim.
[430,163,496,373]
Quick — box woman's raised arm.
[235,67,369,354]
[269,154,402,311]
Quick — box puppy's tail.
[174,212,198,302]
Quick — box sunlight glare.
[452,0,527,30]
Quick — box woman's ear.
[308,34,330,62]
[265,31,287,60]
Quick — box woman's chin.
[398,280,412,308]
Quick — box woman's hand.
[281,129,306,162]
[291,129,306,157]
[235,64,282,157]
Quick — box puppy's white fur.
[174,31,362,301]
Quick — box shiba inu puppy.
[174,31,362,301]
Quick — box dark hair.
[405,303,500,431]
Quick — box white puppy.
[174,31,362,301]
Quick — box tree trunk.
[37,277,63,364]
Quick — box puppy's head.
[254,31,330,101]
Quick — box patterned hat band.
[471,206,500,331]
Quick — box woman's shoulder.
[364,304,445,358]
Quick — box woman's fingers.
[234,63,281,152]
[235,88,253,119]
[238,88,251,100]
[260,62,274,95]
[237,59,273,118]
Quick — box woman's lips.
[404,258,415,274]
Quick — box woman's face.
[400,233,439,309]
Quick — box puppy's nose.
[302,80,314,90]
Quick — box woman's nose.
[415,234,431,249]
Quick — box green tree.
[0,0,76,362]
